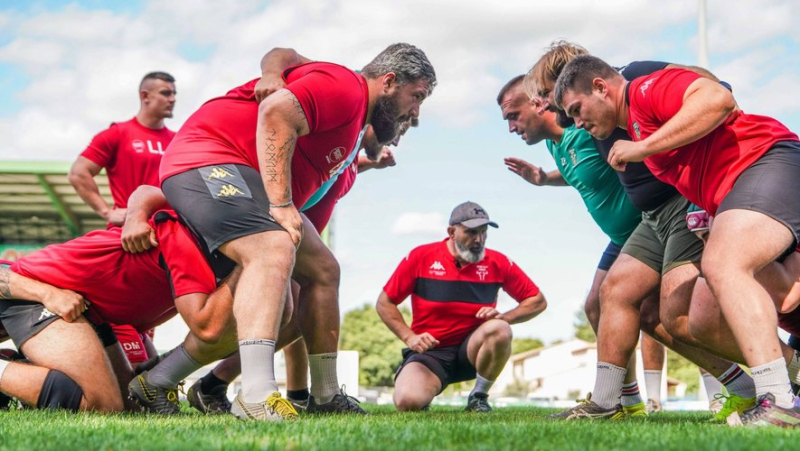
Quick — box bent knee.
[483,319,512,342]
[394,393,431,412]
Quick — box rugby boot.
[128,370,181,415]
[231,391,299,421]
[0,349,23,410]
[623,401,648,418]
[741,393,800,428]
[186,379,231,414]
[464,393,492,413]
[548,393,623,420]
[307,386,367,415]
[709,393,756,423]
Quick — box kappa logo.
[633,122,641,140]
[476,265,489,281]
[217,184,245,197]
[429,261,446,276]
[639,77,658,97]
[206,167,234,180]
[38,308,56,321]
[326,147,346,164]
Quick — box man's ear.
[592,77,608,95]
[447,225,456,239]
[382,72,397,93]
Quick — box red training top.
[10,211,217,332]
[160,62,369,209]
[627,68,799,215]
[303,160,358,233]
[81,117,175,209]
[382,240,540,347]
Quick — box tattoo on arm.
[290,94,307,123]
[264,128,278,182]
[0,266,12,299]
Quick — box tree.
[511,337,544,355]
[339,303,411,387]
[667,349,700,395]
[573,308,596,342]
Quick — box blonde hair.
[523,40,589,100]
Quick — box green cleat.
[710,393,756,423]
[622,401,648,418]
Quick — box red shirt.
[10,211,217,332]
[627,69,799,215]
[82,118,175,209]
[382,240,540,347]
[160,62,369,208]
[303,160,358,233]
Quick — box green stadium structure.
[0,161,110,259]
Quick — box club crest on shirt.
[476,265,489,281]
[569,148,578,166]
[326,147,346,164]
[633,122,641,140]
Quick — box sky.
[1,0,800,349]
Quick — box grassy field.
[0,404,799,450]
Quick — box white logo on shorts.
[39,308,56,321]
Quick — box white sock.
[643,370,662,403]
[750,358,795,408]
[592,362,626,409]
[717,364,756,398]
[702,371,724,403]
[787,349,800,386]
[309,352,339,404]
[146,344,201,389]
[470,374,495,397]
[239,339,278,403]
[621,381,643,407]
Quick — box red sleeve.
[382,250,421,305]
[500,255,540,303]
[155,217,217,297]
[284,65,364,133]
[81,123,121,168]
[631,69,702,125]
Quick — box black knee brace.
[37,370,83,412]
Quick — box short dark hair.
[361,43,437,93]
[553,55,618,109]
[496,75,525,105]
[139,71,175,91]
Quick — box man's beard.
[454,239,485,264]
[370,94,404,148]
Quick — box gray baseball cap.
[449,201,499,229]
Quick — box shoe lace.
[165,381,185,406]
[574,392,593,405]
[268,393,299,418]
[338,385,363,412]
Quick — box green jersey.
[546,126,641,245]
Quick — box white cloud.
[391,212,446,236]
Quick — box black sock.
[200,372,228,393]
[287,388,310,401]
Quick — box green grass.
[0,405,798,450]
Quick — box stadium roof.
[0,161,110,244]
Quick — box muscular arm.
[0,266,87,321]
[376,291,415,343]
[255,48,314,103]
[174,267,241,343]
[257,89,310,244]
[638,78,737,158]
[68,156,112,220]
[501,292,547,324]
[120,185,168,253]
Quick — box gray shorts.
[718,141,800,249]
[621,194,704,275]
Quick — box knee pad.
[37,370,83,412]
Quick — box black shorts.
[718,141,800,249]
[395,336,476,393]
[0,300,61,348]
[597,241,622,271]
[161,164,284,254]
